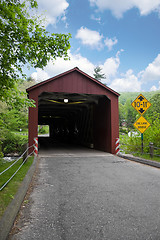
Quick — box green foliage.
[93,66,106,81]
[119,98,137,130]
[126,102,137,130]
[0,0,69,154]
[119,91,160,130]
[122,116,160,156]
[3,109,28,131]
[0,0,71,105]
[0,78,37,156]
[0,0,71,156]
[0,145,3,159]
[2,132,28,154]
[3,86,35,110]
[119,91,158,105]
[119,127,128,134]
[0,156,34,218]
[38,125,49,134]
[0,101,9,158]
[119,103,125,126]
[146,93,160,121]
[119,91,160,158]
[144,115,160,148]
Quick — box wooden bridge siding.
[28,71,119,154]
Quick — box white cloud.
[31,69,50,82]
[150,85,158,91]
[31,51,95,82]
[31,50,123,84]
[31,50,134,92]
[150,81,160,91]
[31,51,160,92]
[135,0,160,15]
[36,0,69,25]
[109,69,141,92]
[76,27,118,51]
[100,50,122,85]
[90,15,102,23]
[89,0,160,18]
[140,54,160,82]
[104,37,118,51]
[76,27,103,49]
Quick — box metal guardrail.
[0,144,35,191]
[120,142,160,158]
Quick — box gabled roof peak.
[26,67,120,96]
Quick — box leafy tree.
[119,103,125,127]
[126,107,135,130]
[0,78,37,157]
[3,109,28,131]
[146,93,160,121]
[120,91,160,156]
[0,0,71,106]
[93,66,106,82]
[122,99,137,130]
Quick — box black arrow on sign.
[138,96,144,101]
[139,108,145,114]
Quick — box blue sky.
[29,0,160,92]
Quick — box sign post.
[141,133,143,154]
[131,94,151,154]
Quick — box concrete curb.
[0,156,38,240]
[119,154,160,169]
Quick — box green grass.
[133,153,160,162]
[0,156,34,218]
[119,133,160,162]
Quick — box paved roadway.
[10,146,160,240]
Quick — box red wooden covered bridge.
[26,67,120,154]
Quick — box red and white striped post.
[115,138,120,155]
[34,137,38,157]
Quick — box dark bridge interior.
[38,92,111,151]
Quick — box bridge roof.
[26,67,120,97]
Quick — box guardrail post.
[149,142,154,158]
[34,137,38,157]
[115,138,120,155]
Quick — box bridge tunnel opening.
[38,92,111,152]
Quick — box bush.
[119,127,128,134]
[120,116,160,156]
[2,132,28,155]
[38,125,49,134]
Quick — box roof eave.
[26,67,120,97]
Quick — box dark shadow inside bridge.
[38,137,87,152]
[38,92,111,152]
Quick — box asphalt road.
[10,149,160,240]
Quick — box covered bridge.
[26,67,120,154]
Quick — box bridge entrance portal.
[27,67,119,154]
[38,92,111,151]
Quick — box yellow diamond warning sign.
[131,94,151,115]
[133,116,150,134]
